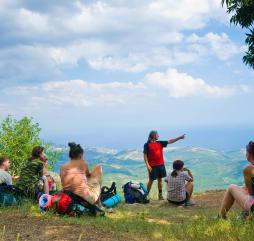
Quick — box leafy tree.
[222,0,254,68]
[0,116,63,175]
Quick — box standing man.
[143,131,185,200]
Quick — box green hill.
[54,146,246,193]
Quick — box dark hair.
[148,130,158,142]
[68,142,84,159]
[171,160,184,177]
[247,141,254,157]
[29,146,44,161]
[0,156,8,166]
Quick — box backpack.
[52,192,74,214]
[100,182,117,202]
[122,181,149,204]
[39,191,105,216]
[0,184,23,206]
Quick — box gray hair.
[148,130,158,141]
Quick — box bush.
[0,116,63,175]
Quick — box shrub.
[0,116,63,175]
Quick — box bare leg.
[219,184,248,218]
[147,179,153,193]
[158,178,162,191]
[90,165,102,184]
[185,182,194,200]
[42,176,49,195]
[87,165,103,206]
[95,197,103,206]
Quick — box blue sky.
[0,0,253,149]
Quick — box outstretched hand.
[180,134,186,140]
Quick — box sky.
[0,0,253,150]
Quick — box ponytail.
[171,170,178,177]
[171,160,184,178]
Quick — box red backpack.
[52,192,74,214]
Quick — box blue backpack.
[122,181,149,204]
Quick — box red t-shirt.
[143,141,168,167]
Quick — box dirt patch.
[0,211,132,241]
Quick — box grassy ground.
[1,190,254,241]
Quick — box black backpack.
[100,182,117,202]
[122,181,149,204]
[0,184,23,206]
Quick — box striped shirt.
[166,171,191,202]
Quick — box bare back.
[244,163,254,196]
[60,159,90,199]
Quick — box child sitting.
[165,160,195,206]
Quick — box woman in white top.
[165,160,195,206]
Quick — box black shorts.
[149,165,166,181]
[168,192,189,205]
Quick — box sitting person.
[0,157,12,186]
[60,142,102,205]
[165,160,195,206]
[44,171,60,193]
[16,146,49,199]
[219,141,254,219]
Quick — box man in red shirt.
[144,131,185,200]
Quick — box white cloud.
[0,0,236,81]
[187,32,241,60]
[3,69,250,112]
[145,68,246,98]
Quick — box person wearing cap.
[16,146,49,199]
[143,131,185,200]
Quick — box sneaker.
[185,200,196,206]
[158,194,164,200]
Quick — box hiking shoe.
[185,200,196,206]
[107,208,114,213]
[238,211,250,221]
[158,194,164,200]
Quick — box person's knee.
[228,184,237,192]
[93,165,102,174]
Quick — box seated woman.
[16,146,49,199]
[219,141,254,219]
[165,160,195,206]
[60,142,102,205]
